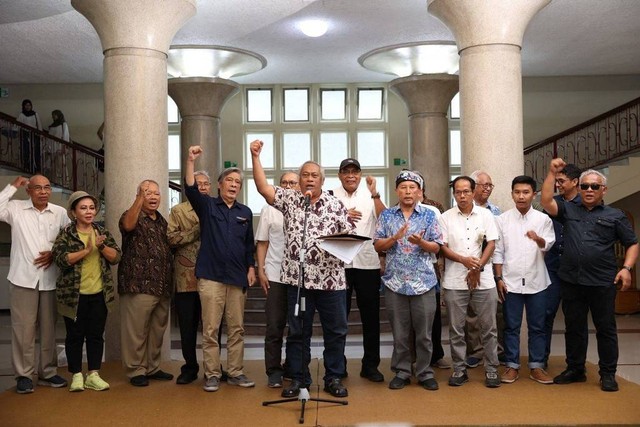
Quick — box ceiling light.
[298,19,328,38]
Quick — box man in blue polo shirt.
[184,145,256,393]
[541,157,638,392]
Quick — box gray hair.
[279,171,299,182]
[298,161,325,181]
[194,170,210,181]
[137,179,159,192]
[580,169,607,186]
[470,170,491,182]
[217,167,244,185]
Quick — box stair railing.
[524,96,640,186]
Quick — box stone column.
[72,0,196,361]
[390,74,459,209]
[428,0,550,210]
[168,77,239,189]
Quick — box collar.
[456,204,478,216]
[23,199,52,213]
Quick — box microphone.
[304,190,312,207]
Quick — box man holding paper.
[373,171,442,391]
[332,158,386,382]
[250,140,355,399]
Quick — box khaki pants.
[198,279,246,379]
[120,293,170,378]
[10,283,58,379]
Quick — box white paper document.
[317,233,371,264]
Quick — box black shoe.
[324,378,348,397]
[176,372,198,385]
[281,380,303,398]
[419,377,439,391]
[388,376,410,390]
[147,370,174,381]
[220,369,229,382]
[130,375,149,387]
[360,368,384,383]
[553,368,586,384]
[16,376,34,394]
[600,374,619,392]
[448,370,469,387]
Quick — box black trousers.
[264,281,289,376]
[346,268,381,370]
[175,291,202,375]
[64,292,108,373]
[561,281,618,376]
[430,291,445,363]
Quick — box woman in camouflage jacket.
[52,191,121,392]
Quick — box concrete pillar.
[72,0,196,361]
[390,74,459,209]
[428,0,550,210]
[168,77,239,188]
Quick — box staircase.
[242,286,391,336]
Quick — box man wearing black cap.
[333,158,386,382]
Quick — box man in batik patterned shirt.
[250,139,354,399]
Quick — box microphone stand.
[262,194,348,424]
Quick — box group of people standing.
[1,139,636,397]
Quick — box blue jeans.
[503,290,547,369]
[286,286,347,386]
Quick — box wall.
[612,191,640,276]
[522,75,640,147]
[0,83,104,150]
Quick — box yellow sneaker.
[69,373,84,392]
[85,372,110,391]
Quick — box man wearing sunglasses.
[541,158,638,392]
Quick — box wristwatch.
[622,265,633,272]
[494,276,504,283]
[371,192,380,199]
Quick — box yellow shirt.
[78,230,103,295]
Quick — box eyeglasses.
[29,185,52,192]
[197,182,211,187]
[580,183,603,191]
[478,183,494,190]
[454,190,473,196]
[280,180,298,187]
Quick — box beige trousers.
[198,279,246,379]
[10,283,58,379]
[120,293,170,378]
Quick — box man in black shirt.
[541,158,638,392]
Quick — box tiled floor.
[1,309,639,392]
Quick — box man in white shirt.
[493,175,555,385]
[255,171,299,388]
[465,170,503,369]
[439,176,501,388]
[0,175,70,393]
[333,158,386,382]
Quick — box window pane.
[168,96,179,123]
[450,92,460,119]
[319,132,348,168]
[374,175,387,203]
[449,130,461,165]
[247,89,272,122]
[168,135,180,171]
[282,132,311,169]
[321,89,346,120]
[245,133,274,169]
[357,88,383,120]
[324,176,341,193]
[357,131,386,167]
[284,88,309,121]
[246,178,274,214]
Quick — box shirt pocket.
[593,217,616,242]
